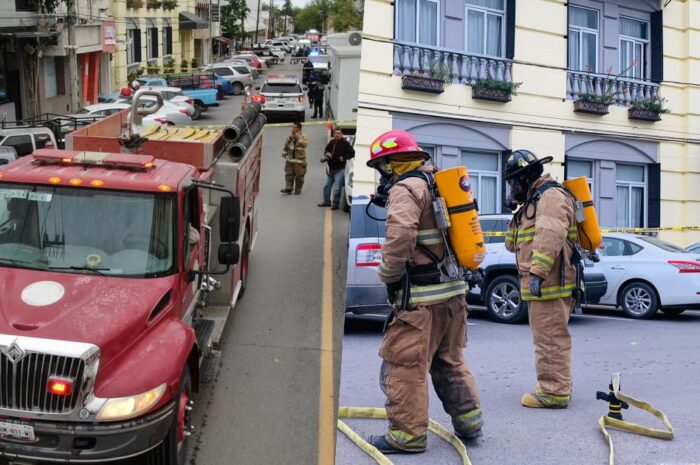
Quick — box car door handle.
[611,266,626,270]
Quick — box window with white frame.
[568,6,598,72]
[461,150,500,214]
[465,0,504,57]
[566,159,594,201]
[127,29,138,64]
[396,0,438,46]
[147,27,159,60]
[616,164,646,228]
[620,17,648,80]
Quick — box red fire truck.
[0,91,264,464]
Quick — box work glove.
[529,275,544,298]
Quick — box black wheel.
[191,104,202,120]
[239,231,250,297]
[232,82,244,95]
[485,274,528,324]
[661,308,685,316]
[619,282,659,319]
[147,366,192,465]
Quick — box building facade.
[111,0,220,89]
[355,0,700,245]
[0,0,115,119]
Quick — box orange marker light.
[157,185,172,192]
[49,177,61,184]
[90,180,104,187]
[69,178,82,186]
[61,158,73,164]
[47,377,73,396]
[144,162,154,169]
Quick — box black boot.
[367,436,425,455]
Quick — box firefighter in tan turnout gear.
[504,150,579,409]
[281,122,309,195]
[365,130,483,454]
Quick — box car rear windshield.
[261,83,302,93]
[350,203,386,239]
[636,236,687,253]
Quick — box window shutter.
[500,150,512,214]
[505,0,516,59]
[650,10,663,83]
[152,29,159,59]
[134,30,142,63]
[166,27,173,55]
[647,163,660,228]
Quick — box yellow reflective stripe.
[417,228,441,237]
[396,280,467,305]
[521,283,575,301]
[520,227,536,234]
[378,260,404,278]
[388,429,427,447]
[535,388,570,406]
[533,251,554,266]
[417,229,444,245]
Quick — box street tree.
[221,0,251,45]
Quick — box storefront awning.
[179,11,208,30]
[213,36,228,43]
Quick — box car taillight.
[252,94,266,104]
[47,376,73,396]
[179,109,190,115]
[154,117,168,124]
[185,98,194,104]
[356,243,382,267]
[298,95,304,102]
[668,260,700,273]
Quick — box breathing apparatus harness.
[369,169,473,311]
[513,180,591,303]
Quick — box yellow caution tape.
[189,119,357,130]
[483,225,700,237]
[599,373,673,465]
[337,407,472,465]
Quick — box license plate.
[0,421,35,441]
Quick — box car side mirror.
[219,195,241,243]
[218,243,240,265]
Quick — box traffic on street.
[0,8,699,465]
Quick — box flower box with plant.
[161,0,177,9]
[126,0,144,8]
[628,97,669,122]
[573,93,613,115]
[146,0,162,8]
[127,68,144,85]
[163,58,176,74]
[400,63,450,95]
[180,59,189,72]
[146,66,161,75]
[190,58,199,70]
[472,79,521,103]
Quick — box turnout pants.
[527,297,574,398]
[284,161,307,193]
[379,295,482,451]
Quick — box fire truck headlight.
[95,384,167,421]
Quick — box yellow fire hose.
[337,407,472,465]
[598,373,674,465]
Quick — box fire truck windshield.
[0,183,175,278]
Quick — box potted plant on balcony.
[181,59,190,72]
[472,79,522,103]
[191,58,199,70]
[162,0,178,9]
[163,58,176,74]
[146,65,161,75]
[126,0,144,8]
[628,97,669,122]
[146,0,162,8]
[400,63,451,95]
[573,93,613,115]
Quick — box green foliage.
[630,96,670,114]
[190,58,199,69]
[331,0,363,31]
[181,59,189,71]
[428,62,452,86]
[126,0,144,8]
[474,79,522,96]
[127,68,144,84]
[161,0,177,9]
[146,65,161,75]
[577,93,613,105]
[221,0,250,37]
[293,0,362,34]
[29,0,71,13]
[146,0,161,8]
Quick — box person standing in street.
[317,128,354,210]
[503,150,578,409]
[281,122,308,195]
[307,81,315,109]
[311,80,325,119]
[365,130,483,454]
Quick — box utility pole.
[268,0,273,39]
[67,0,81,112]
[209,0,213,63]
[255,0,262,45]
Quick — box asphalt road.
[185,60,349,465]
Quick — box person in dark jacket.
[311,81,325,118]
[307,81,315,108]
[303,59,314,85]
[317,128,355,210]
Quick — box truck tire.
[148,366,192,465]
[232,82,244,95]
[485,274,528,324]
[239,231,250,297]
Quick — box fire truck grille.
[0,352,85,413]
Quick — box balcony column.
[460,56,471,84]
[393,45,402,75]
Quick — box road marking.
[318,208,336,465]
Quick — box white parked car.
[126,86,197,119]
[202,64,253,95]
[124,97,193,129]
[596,233,700,318]
[74,103,130,117]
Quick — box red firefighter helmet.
[366,130,430,167]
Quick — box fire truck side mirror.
[219,195,241,243]
[218,243,240,265]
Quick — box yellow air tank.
[433,167,486,269]
[562,176,602,251]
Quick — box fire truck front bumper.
[0,401,175,463]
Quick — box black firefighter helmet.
[503,150,553,181]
